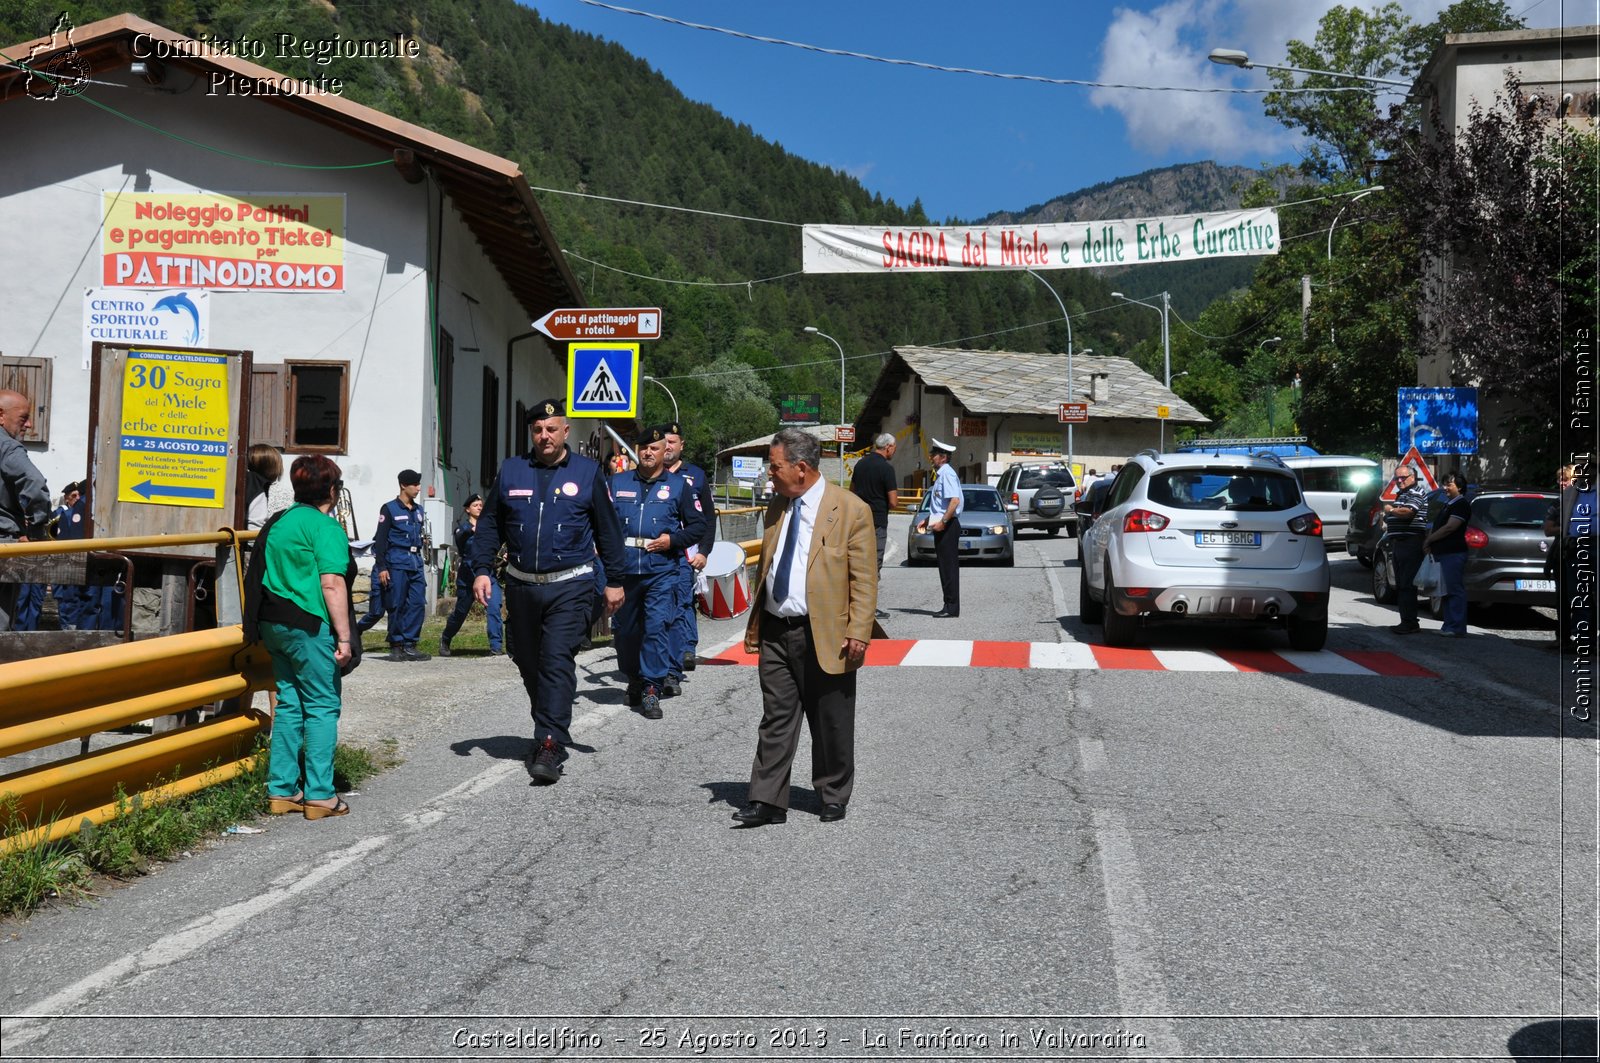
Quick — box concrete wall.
[0,67,561,536]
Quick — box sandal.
[267,794,305,815]
[303,798,350,820]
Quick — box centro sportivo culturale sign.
[102,192,346,291]
[802,207,1279,273]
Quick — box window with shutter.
[0,356,51,444]
[286,361,349,453]
[249,364,287,448]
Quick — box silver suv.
[996,461,1078,536]
[1078,450,1332,649]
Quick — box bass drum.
[695,541,752,620]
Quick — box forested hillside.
[2,0,1267,463]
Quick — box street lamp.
[643,375,678,423]
[1207,47,1412,88]
[1327,186,1383,259]
[1026,270,1078,468]
[803,326,848,484]
[1112,290,1173,388]
[1257,337,1283,434]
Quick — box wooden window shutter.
[0,356,51,444]
[250,364,288,448]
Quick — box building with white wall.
[857,346,1209,487]
[0,13,585,541]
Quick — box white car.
[1078,450,1332,649]
[1281,454,1381,549]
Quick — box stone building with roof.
[0,13,587,542]
[856,346,1209,487]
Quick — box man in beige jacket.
[733,428,884,827]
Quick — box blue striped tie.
[771,497,802,603]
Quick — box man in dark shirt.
[1382,465,1431,634]
[849,433,898,620]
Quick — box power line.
[579,1,1378,96]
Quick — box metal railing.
[0,531,271,854]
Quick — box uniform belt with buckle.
[504,562,594,585]
[624,536,654,549]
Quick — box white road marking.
[1030,642,1100,669]
[1278,649,1376,675]
[900,639,973,666]
[1150,648,1237,672]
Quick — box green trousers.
[260,620,343,801]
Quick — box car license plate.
[1195,531,1261,547]
[961,539,975,549]
[1515,579,1555,592]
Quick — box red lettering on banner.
[1000,230,1049,266]
[881,230,950,269]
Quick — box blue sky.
[538,0,1595,221]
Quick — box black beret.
[529,398,564,422]
[642,425,669,444]
[662,421,682,437]
[398,469,422,486]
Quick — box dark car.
[906,483,1015,566]
[1072,477,1113,539]
[1372,488,1556,611]
[1345,476,1386,567]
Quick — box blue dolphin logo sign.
[153,292,201,344]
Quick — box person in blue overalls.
[372,468,430,662]
[14,481,77,630]
[610,425,709,720]
[469,399,627,785]
[663,422,716,689]
[440,493,503,657]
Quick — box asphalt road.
[2,515,1595,1062]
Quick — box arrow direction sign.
[132,480,217,501]
[533,307,662,342]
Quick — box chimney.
[1088,372,1110,403]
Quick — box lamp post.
[1112,291,1173,390]
[803,326,848,484]
[1327,186,1382,259]
[643,375,678,424]
[1026,270,1076,469]
[1256,336,1283,434]
[1207,47,1412,88]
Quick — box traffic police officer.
[611,425,709,719]
[372,469,430,662]
[663,422,716,685]
[471,399,627,784]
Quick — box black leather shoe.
[683,651,697,672]
[626,680,643,708]
[401,646,431,662]
[932,609,959,619]
[527,737,563,785]
[820,803,847,822]
[875,609,891,620]
[385,647,406,662]
[662,681,681,698]
[437,638,452,657]
[730,801,786,827]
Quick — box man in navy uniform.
[611,425,709,719]
[663,421,716,683]
[372,469,430,662]
[471,399,627,784]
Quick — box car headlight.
[989,525,1008,536]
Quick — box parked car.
[1372,488,1557,613]
[1345,475,1388,567]
[1072,477,1114,539]
[906,483,1015,566]
[1282,454,1382,549]
[1078,450,1332,649]
[995,460,1077,536]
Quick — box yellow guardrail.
[0,531,271,854]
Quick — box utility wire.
[579,1,1379,95]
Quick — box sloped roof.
[0,13,583,316]
[717,423,849,457]
[863,346,1209,425]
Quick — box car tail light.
[1288,514,1322,536]
[1465,527,1488,548]
[1123,509,1169,533]
[1123,587,1151,597]
[1010,492,1019,505]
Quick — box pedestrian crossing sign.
[566,342,639,418]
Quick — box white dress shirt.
[764,476,826,618]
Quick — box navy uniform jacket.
[452,518,478,589]
[372,498,425,574]
[470,448,626,586]
[610,468,709,577]
[56,498,87,541]
[673,461,717,555]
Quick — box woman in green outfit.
[258,455,355,819]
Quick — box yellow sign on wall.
[116,349,231,509]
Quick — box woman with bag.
[1424,472,1471,638]
[247,455,357,819]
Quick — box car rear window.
[1473,495,1551,528]
[963,490,1003,513]
[1296,464,1378,493]
[1146,468,1302,511]
[1017,468,1075,490]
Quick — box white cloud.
[1091,0,1480,164]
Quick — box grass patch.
[0,736,402,920]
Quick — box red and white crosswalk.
[709,639,1437,678]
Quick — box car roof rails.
[1134,448,1164,465]
[1251,450,1292,471]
